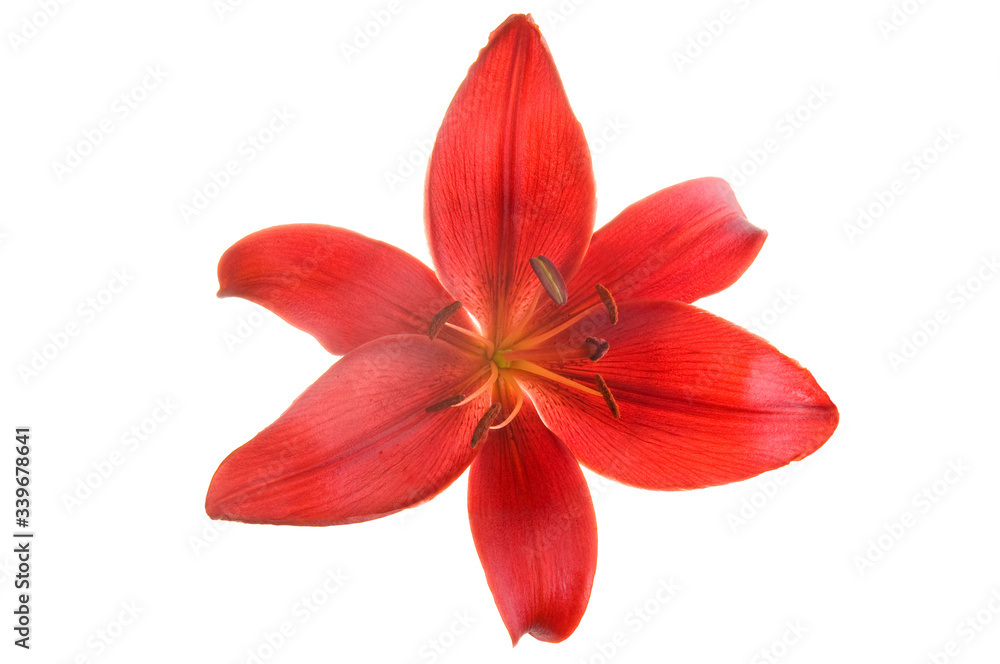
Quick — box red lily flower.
[206,14,838,645]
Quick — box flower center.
[425,256,621,447]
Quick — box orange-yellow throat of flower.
[425,256,621,447]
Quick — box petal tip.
[496,13,538,32]
[204,476,230,521]
[486,13,546,55]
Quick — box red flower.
[206,14,838,645]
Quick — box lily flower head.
[206,14,838,645]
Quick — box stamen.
[585,337,610,361]
[471,403,503,448]
[490,388,524,430]
[428,301,463,340]
[529,255,568,305]
[594,374,621,419]
[511,303,607,351]
[508,360,602,397]
[595,284,618,325]
[453,362,499,406]
[425,394,466,413]
[442,322,495,356]
[498,288,543,350]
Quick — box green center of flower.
[492,348,512,369]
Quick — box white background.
[3,0,999,662]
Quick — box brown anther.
[585,337,610,362]
[428,301,463,340]
[594,374,620,419]
[425,394,466,413]
[595,284,618,324]
[470,403,503,448]
[529,255,568,305]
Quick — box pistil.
[585,337,610,361]
[501,337,609,364]
[507,360,602,397]
[510,302,611,351]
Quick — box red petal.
[468,384,597,644]
[425,14,595,339]
[206,335,490,525]
[529,178,766,331]
[218,224,473,356]
[518,301,838,490]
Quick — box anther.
[425,394,466,413]
[428,301,463,340]
[594,374,620,419]
[529,255,568,305]
[595,284,618,324]
[471,403,503,448]
[585,337,610,362]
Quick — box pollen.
[471,403,503,448]
[594,374,620,419]
[428,301,463,340]
[529,255,568,305]
[425,394,466,413]
[595,284,618,324]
